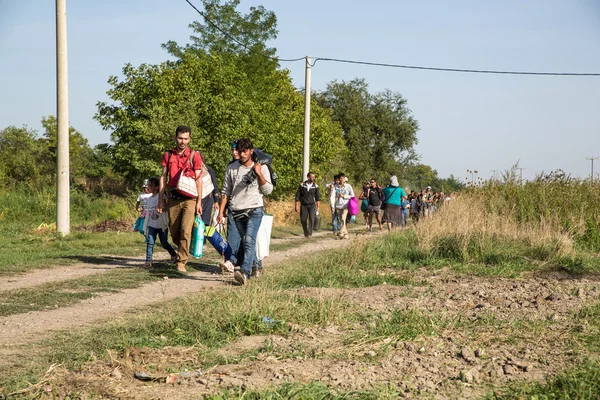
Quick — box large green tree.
[96,0,341,194]
[0,126,48,187]
[314,79,419,185]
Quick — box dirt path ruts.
[0,230,369,348]
[0,228,346,293]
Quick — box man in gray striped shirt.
[217,138,273,285]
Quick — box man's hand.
[253,161,263,177]
[196,202,202,216]
[213,202,219,210]
[157,200,164,214]
[295,206,299,213]
[216,211,224,225]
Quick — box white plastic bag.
[256,214,273,261]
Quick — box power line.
[183,0,304,63]
[312,57,600,76]
[183,0,600,77]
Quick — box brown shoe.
[176,263,187,273]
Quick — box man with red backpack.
[157,125,203,273]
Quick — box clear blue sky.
[1,0,599,182]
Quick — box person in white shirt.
[334,173,354,239]
[326,174,341,235]
[143,177,177,268]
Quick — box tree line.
[0,0,462,197]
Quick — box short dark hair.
[175,125,191,136]
[147,177,160,187]
[307,171,315,177]
[338,172,346,178]
[334,174,340,180]
[236,138,253,152]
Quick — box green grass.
[0,266,184,317]
[487,359,600,400]
[0,231,146,276]
[207,382,401,399]
[0,186,142,275]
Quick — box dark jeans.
[146,227,177,262]
[300,203,316,237]
[232,207,264,278]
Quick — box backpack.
[247,148,277,187]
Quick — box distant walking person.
[382,175,406,232]
[334,173,354,240]
[328,175,341,235]
[217,138,273,285]
[365,178,383,232]
[295,172,321,238]
[158,126,203,273]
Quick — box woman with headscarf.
[381,175,407,232]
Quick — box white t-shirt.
[144,194,162,229]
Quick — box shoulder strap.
[189,150,195,169]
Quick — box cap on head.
[390,175,399,186]
[143,179,149,187]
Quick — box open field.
[1,183,600,399]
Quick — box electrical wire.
[312,57,600,76]
[183,0,599,76]
[183,0,304,63]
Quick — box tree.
[40,116,95,181]
[0,126,49,187]
[314,79,419,185]
[96,0,342,195]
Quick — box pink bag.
[348,196,359,216]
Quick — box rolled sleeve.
[221,168,232,197]
[260,164,273,195]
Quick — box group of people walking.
[137,126,450,286]
[136,126,272,286]
[291,173,450,236]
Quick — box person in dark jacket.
[295,172,321,237]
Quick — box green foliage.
[0,125,50,188]
[314,79,419,184]
[208,382,400,399]
[97,1,342,196]
[488,359,600,400]
[0,119,126,195]
[40,115,95,181]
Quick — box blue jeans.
[232,207,264,278]
[401,210,409,228]
[331,207,341,233]
[228,206,262,271]
[146,227,177,262]
[227,206,241,265]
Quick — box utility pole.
[518,168,524,185]
[302,56,311,181]
[586,157,598,183]
[56,0,70,235]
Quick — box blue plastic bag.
[204,225,232,260]
[190,216,205,258]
